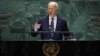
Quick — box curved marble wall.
[0,0,100,41]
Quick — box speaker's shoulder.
[58,16,67,22]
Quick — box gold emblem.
[42,42,60,56]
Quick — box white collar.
[49,16,57,20]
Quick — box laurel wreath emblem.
[43,42,60,56]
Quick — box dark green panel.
[0,0,100,41]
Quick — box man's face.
[48,5,57,17]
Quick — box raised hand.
[33,22,41,30]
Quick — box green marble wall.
[0,0,100,41]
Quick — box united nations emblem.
[42,42,60,56]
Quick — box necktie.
[51,18,54,31]
[50,17,54,38]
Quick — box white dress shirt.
[49,16,57,31]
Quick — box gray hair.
[48,1,59,9]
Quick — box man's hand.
[33,22,41,30]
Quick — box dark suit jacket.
[31,15,70,40]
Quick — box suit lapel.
[45,15,61,31]
[56,16,61,31]
[45,16,49,31]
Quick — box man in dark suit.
[31,1,75,40]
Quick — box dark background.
[1,41,100,56]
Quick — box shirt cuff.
[34,28,38,31]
